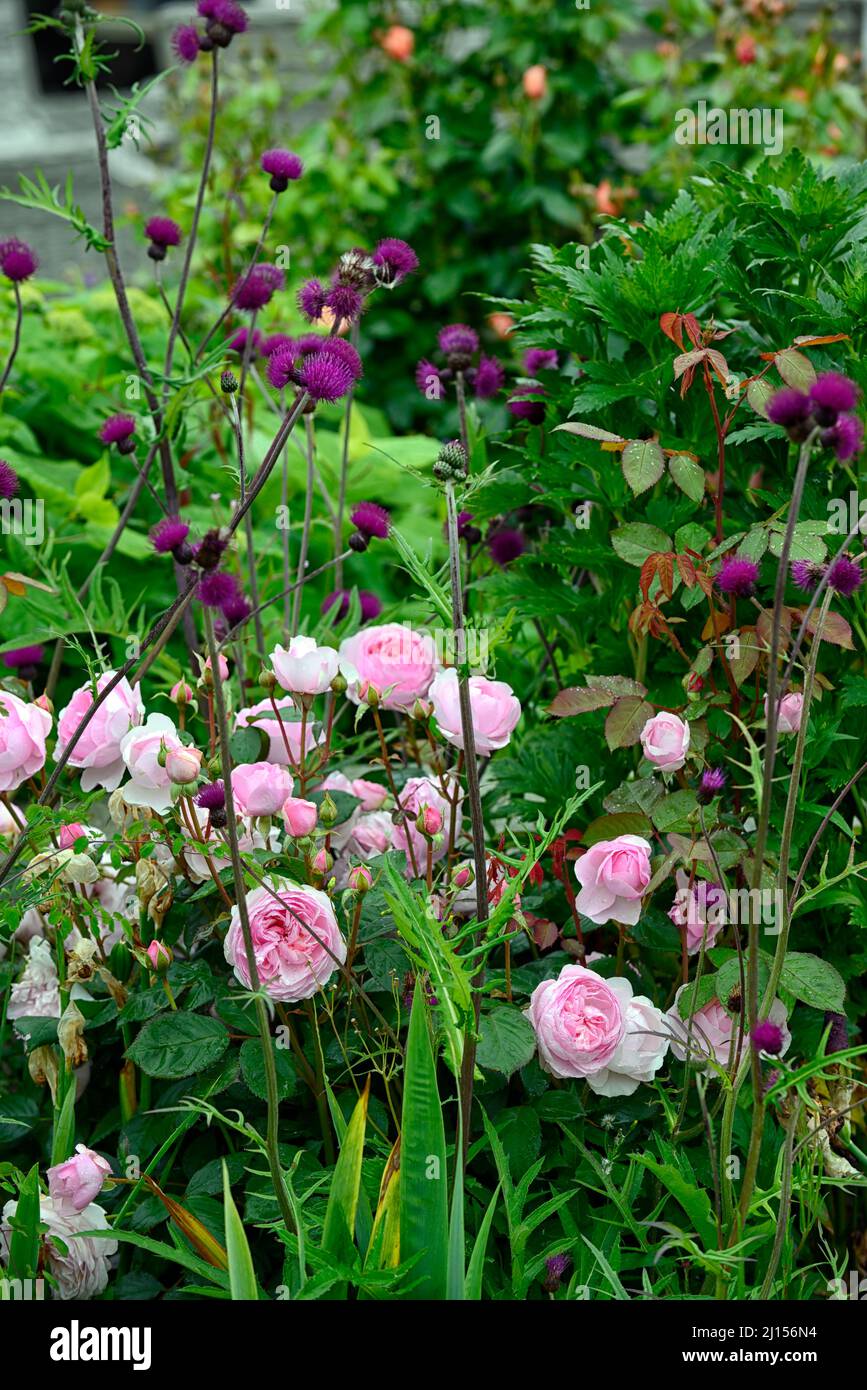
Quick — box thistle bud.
[221,370,239,395]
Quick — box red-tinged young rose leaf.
[548,686,614,717]
[803,608,854,649]
[605,695,654,750]
[773,348,817,391]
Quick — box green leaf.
[127,1013,229,1079]
[632,1156,717,1252]
[668,453,705,503]
[583,811,653,845]
[399,982,448,1300]
[779,952,846,1012]
[321,1082,369,1281]
[239,1038,296,1101]
[605,696,654,750]
[51,1080,76,1167]
[222,1162,258,1301]
[229,726,270,765]
[610,522,671,567]
[622,440,665,496]
[476,1007,536,1078]
[6,1165,41,1282]
[464,1185,500,1301]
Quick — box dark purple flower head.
[697,767,726,805]
[260,148,303,192]
[809,371,860,424]
[752,1019,784,1055]
[0,239,38,283]
[194,528,228,571]
[766,387,811,428]
[99,414,136,451]
[197,570,239,609]
[0,460,19,500]
[543,1253,572,1293]
[197,0,248,42]
[196,780,226,811]
[824,1010,848,1054]
[823,414,864,462]
[335,248,375,290]
[791,558,823,593]
[172,23,201,63]
[827,553,863,598]
[266,345,297,391]
[298,351,355,404]
[438,323,479,361]
[716,554,759,598]
[524,348,558,375]
[325,337,363,381]
[228,325,263,356]
[507,386,546,424]
[322,589,382,623]
[415,359,444,400]
[260,332,295,358]
[325,282,363,325]
[297,279,327,322]
[2,645,44,670]
[150,516,191,557]
[372,237,419,287]
[220,590,252,626]
[232,263,284,312]
[351,501,390,541]
[472,354,504,399]
[488,528,526,566]
[144,216,181,250]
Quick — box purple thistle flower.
[455,510,481,544]
[809,371,860,423]
[351,501,390,540]
[220,589,252,626]
[472,354,504,399]
[322,589,382,623]
[827,553,863,598]
[524,348,558,375]
[697,767,726,805]
[197,0,248,41]
[260,332,295,358]
[144,216,181,249]
[150,516,191,557]
[197,570,239,609]
[227,326,263,356]
[824,1011,848,1054]
[325,337,363,381]
[2,645,44,670]
[716,554,759,598]
[266,344,297,391]
[543,1253,572,1293]
[232,264,284,312]
[507,387,546,424]
[766,388,811,428]
[791,558,823,593]
[297,351,355,404]
[172,23,201,63]
[438,323,479,359]
[416,359,444,400]
[488,528,526,566]
[297,279,328,322]
[372,237,419,287]
[823,414,863,462]
[260,148,303,192]
[99,414,136,452]
[0,239,38,283]
[0,460,19,500]
[295,332,329,356]
[325,282,364,325]
[196,780,226,811]
[751,1019,784,1055]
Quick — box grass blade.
[399,981,448,1299]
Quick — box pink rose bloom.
[224,878,347,1001]
[282,796,318,837]
[640,711,690,772]
[666,987,790,1073]
[585,976,669,1096]
[348,810,393,858]
[525,964,625,1079]
[270,635,340,695]
[668,876,727,955]
[56,671,145,792]
[47,1144,112,1213]
[574,834,652,926]
[231,761,294,817]
[320,770,389,812]
[429,669,521,755]
[339,622,437,712]
[119,713,185,813]
[765,691,803,734]
[0,800,18,837]
[0,1195,117,1300]
[391,775,459,873]
[235,696,324,767]
[0,690,52,792]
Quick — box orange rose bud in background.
[487,311,515,339]
[522,64,547,100]
[380,25,414,62]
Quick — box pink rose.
[391,775,459,873]
[47,1144,112,1213]
[525,964,625,1078]
[235,696,324,767]
[146,939,172,972]
[231,761,294,817]
[765,691,803,734]
[429,668,521,755]
[347,810,393,858]
[339,623,437,712]
[56,671,145,792]
[0,1195,117,1300]
[585,976,669,1096]
[282,796,318,837]
[574,834,652,926]
[417,804,443,836]
[639,711,690,772]
[224,878,346,1001]
[348,865,373,891]
[170,679,194,703]
[119,713,185,813]
[668,876,726,955]
[59,823,87,851]
[522,63,547,99]
[666,989,791,1073]
[165,745,202,785]
[270,636,340,695]
[351,777,387,811]
[0,691,51,792]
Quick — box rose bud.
[146,939,173,974]
[282,796,319,838]
[165,745,203,785]
[59,823,87,851]
[348,864,373,892]
[416,803,443,837]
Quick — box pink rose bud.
[453,863,474,890]
[165,744,203,785]
[171,680,194,704]
[59,822,87,851]
[34,693,54,714]
[313,848,332,874]
[146,939,173,973]
[380,23,414,62]
[46,1144,112,1213]
[765,691,803,734]
[348,864,373,892]
[639,711,691,773]
[417,803,443,837]
[282,796,318,837]
[522,64,547,100]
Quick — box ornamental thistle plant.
[0,2,866,1311]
